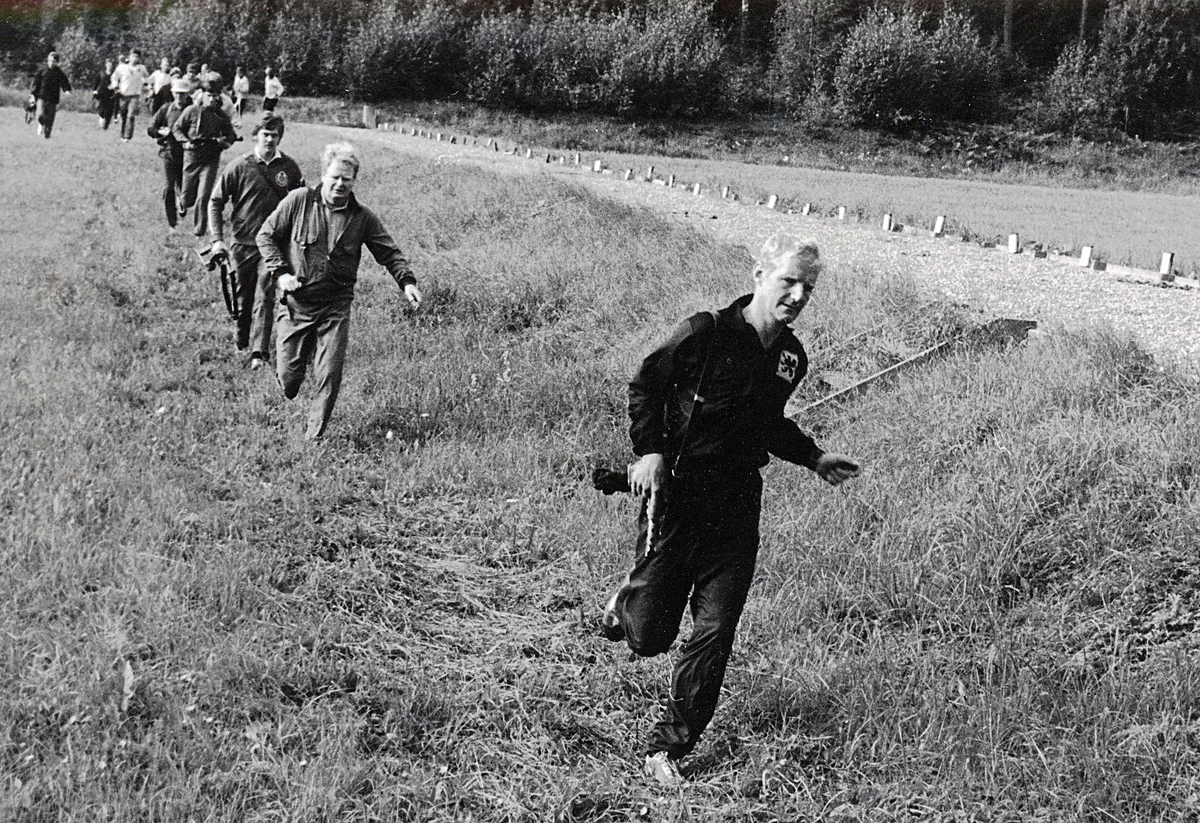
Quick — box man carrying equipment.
[257,142,422,441]
[602,233,861,788]
[30,52,72,139]
[147,79,193,228]
[173,74,238,238]
[208,112,305,364]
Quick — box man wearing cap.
[111,48,149,142]
[173,74,238,237]
[601,233,861,788]
[147,79,194,228]
[30,52,72,139]
[208,112,306,364]
[257,141,422,441]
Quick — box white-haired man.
[602,233,861,787]
[257,142,422,441]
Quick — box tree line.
[3,0,1198,139]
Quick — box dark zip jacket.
[629,294,823,472]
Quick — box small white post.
[766,195,778,210]
[645,165,655,181]
[837,206,846,220]
[692,183,702,196]
[1008,234,1020,254]
[932,215,946,237]
[802,203,811,215]
[721,186,730,199]
[410,127,417,136]
[362,105,376,129]
[881,214,893,232]
[1160,252,1175,277]
[592,160,603,172]
[574,153,581,166]
[667,174,676,188]
[1079,246,1093,267]
[624,169,634,180]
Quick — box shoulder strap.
[671,309,720,477]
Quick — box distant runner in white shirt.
[232,67,251,118]
[262,67,284,112]
[111,49,150,142]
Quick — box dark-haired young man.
[208,112,305,363]
[603,233,861,788]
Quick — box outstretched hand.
[403,283,422,311]
[815,453,861,486]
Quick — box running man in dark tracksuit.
[208,112,305,363]
[31,52,72,139]
[257,142,422,441]
[603,233,861,788]
[147,79,193,228]
[173,74,238,237]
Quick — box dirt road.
[335,124,1200,365]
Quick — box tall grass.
[3,109,1200,820]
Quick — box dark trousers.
[262,96,278,112]
[181,153,220,237]
[160,148,184,228]
[230,244,272,355]
[35,100,57,137]
[276,296,353,440]
[611,468,762,760]
[97,95,115,129]
[118,95,138,140]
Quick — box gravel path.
[336,125,1200,366]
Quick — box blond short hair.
[754,233,822,278]
[321,142,360,177]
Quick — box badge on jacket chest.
[776,350,799,382]
[274,170,290,188]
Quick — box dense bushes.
[8,0,1200,137]
[1034,0,1200,138]
[832,8,999,130]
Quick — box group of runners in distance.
[26,47,864,789]
[28,49,283,141]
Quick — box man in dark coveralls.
[603,233,861,788]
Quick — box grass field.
[4,108,1200,821]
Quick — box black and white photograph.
[3,0,1200,819]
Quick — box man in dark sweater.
[257,142,422,441]
[147,79,193,228]
[603,233,861,788]
[172,74,238,237]
[31,52,72,139]
[208,112,305,363]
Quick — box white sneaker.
[644,751,684,788]
[36,124,43,137]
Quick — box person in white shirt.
[111,49,150,142]
[262,67,284,112]
[232,66,251,118]
[147,57,175,112]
